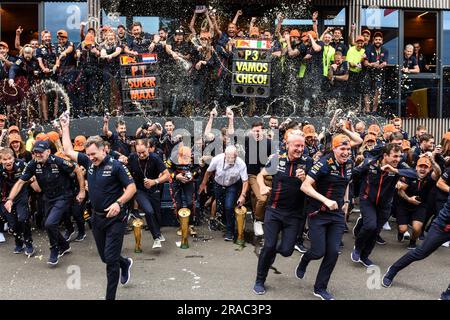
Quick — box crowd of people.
[0,9,432,124]
[0,105,449,300]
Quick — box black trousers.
[354,200,391,259]
[91,211,129,300]
[256,207,302,282]
[301,211,346,291]
[2,196,32,246]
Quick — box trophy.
[132,217,144,253]
[178,208,191,249]
[234,205,247,246]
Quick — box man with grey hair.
[60,115,137,300]
[253,130,313,295]
[402,44,420,74]
[199,145,248,241]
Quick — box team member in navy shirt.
[5,140,77,265]
[296,134,354,300]
[60,114,136,300]
[382,191,450,290]
[253,130,312,295]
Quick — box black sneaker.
[294,242,308,253]
[74,233,86,242]
[120,257,133,285]
[313,289,335,300]
[376,235,386,245]
[58,241,72,258]
[407,240,417,250]
[47,248,59,266]
[64,230,75,242]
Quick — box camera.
[185,172,192,180]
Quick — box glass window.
[44,2,88,43]
[443,12,450,66]
[404,11,437,73]
[400,78,439,118]
[443,67,450,117]
[133,16,159,35]
[361,8,399,65]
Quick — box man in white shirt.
[199,145,249,241]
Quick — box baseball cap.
[383,124,396,134]
[308,31,318,39]
[47,131,60,143]
[302,124,316,138]
[373,31,383,39]
[57,30,68,38]
[290,29,301,38]
[8,125,19,134]
[8,133,22,144]
[355,35,365,43]
[362,29,372,36]
[368,124,381,135]
[73,135,86,151]
[35,133,49,141]
[0,41,9,49]
[402,139,411,151]
[332,134,351,149]
[416,156,431,168]
[32,140,50,153]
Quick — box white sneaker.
[403,231,411,241]
[383,221,391,231]
[3,223,8,232]
[442,241,450,248]
[0,232,5,243]
[152,238,162,249]
[158,234,165,242]
[254,221,264,236]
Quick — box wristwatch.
[115,200,124,209]
[154,179,159,185]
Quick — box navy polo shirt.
[403,55,418,70]
[265,152,313,215]
[307,154,353,214]
[77,153,134,212]
[435,193,450,228]
[20,155,75,200]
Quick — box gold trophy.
[234,205,247,246]
[178,208,191,249]
[132,217,144,253]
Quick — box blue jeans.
[135,190,161,239]
[214,182,239,237]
